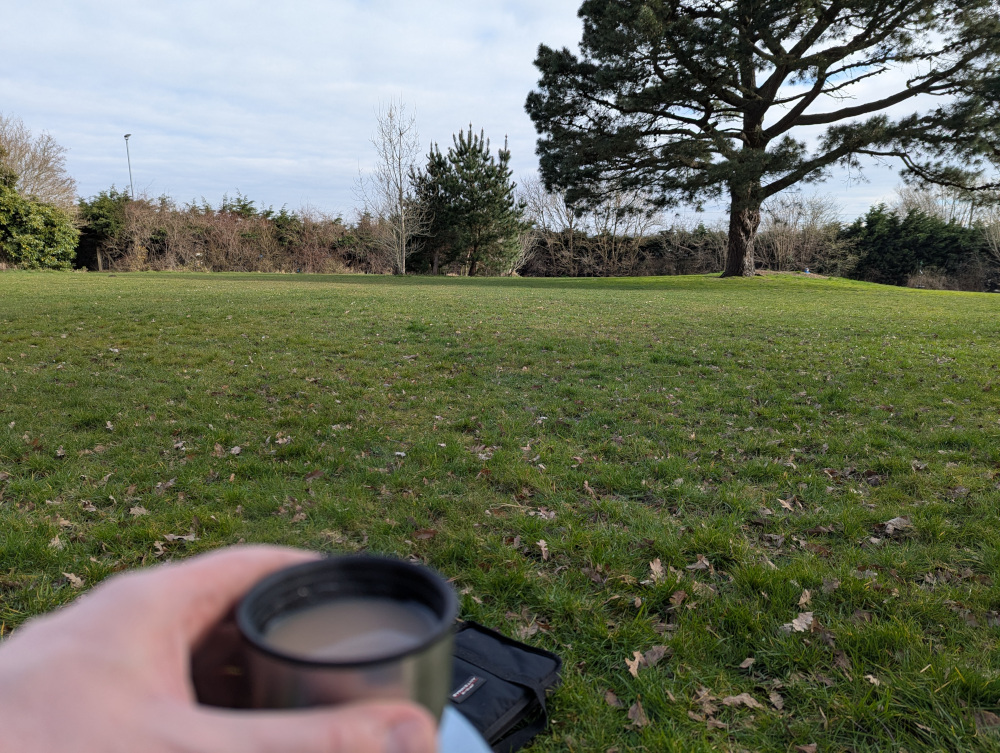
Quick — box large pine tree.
[527,0,1000,277]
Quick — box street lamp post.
[124,134,134,199]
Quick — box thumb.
[194,701,437,753]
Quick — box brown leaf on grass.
[414,529,437,540]
[0,471,9,482]
[583,480,598,498]
[230,446,242,455]
[537,540,549,561]
[911,460,928,471]
[604,690,624,708]
[795,745,817,753]
[722,693,765,710]
[798,589,812,607]
[780,612,813,633]
[688,710,706,723]
[706,718,728,730]
[975,711,1000,731]
[884,516,912,536]
[739,657,756,669]
[803,542,832,557]
[865,674,881,686]
[626,651,643,678]
[686,554,712,572]
[517,623,539,640]
[649,558,665,582]
[822,577,841,594]
[626,700,650,729]
[780,612,814,634]
[212,443,225,458]
[769,691,784,710]
[642,645,672,668]
[48,535,64,550]
[692,686,719,716]
[304,469,325,482]
[833,650,853,677]
[164,532,198,543]
[56,446,66,458]
[63,572,84,588]
[130,506,148,517]
[670,590,688,607]
[154,478,177,496]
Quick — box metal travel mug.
[236,554,459,718]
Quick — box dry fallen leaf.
[626,651,643,678]
[650,558,665,582]
[686,554,712,572]
[865,674,881,686]
[795,745,817,753]
[722,693,765,710]
[739,657,756,669]
[304,469,325,482]
[604,690,624,708]
[769,691,784,710]
[822,577,841,594]
[230,446,242,455]
[780,612,815,634]
[212,443,225,458]
[56,446,66,458]
[884,516,912,535]
[537,540,549,561]
[627,700,650,729]
[834,650,853,675]
[48,535,64,550]
[798,589,812,608]
[130,506,148,517]
[414,529,437,540]
[164,532,198,543]
[642,645,672,668]
[975,710,1000,731]
[63,572,84,588]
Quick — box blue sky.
[3,0,908,223]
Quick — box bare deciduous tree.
[355,99,425,274]
[0,113,77,211]
[757,194,853,275]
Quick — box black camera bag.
[448,621,562,752]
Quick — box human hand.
[0,546,436,753]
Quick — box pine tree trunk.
[722,188,761,278]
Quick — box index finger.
[101,545,320,645]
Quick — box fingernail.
[385,719,431,753]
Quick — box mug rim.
[236,554,458,669]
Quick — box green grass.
[2,270,1000,751]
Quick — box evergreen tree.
[0,145,77,270]
[412,127,528,276]
[527,0,1000,277]
[409,146,454,275]
[843,205,986,286]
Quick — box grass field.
[2,270,999,752]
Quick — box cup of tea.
[236,554,459,718]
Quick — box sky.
[2,0,920,225]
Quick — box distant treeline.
[66,186,1000,292]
